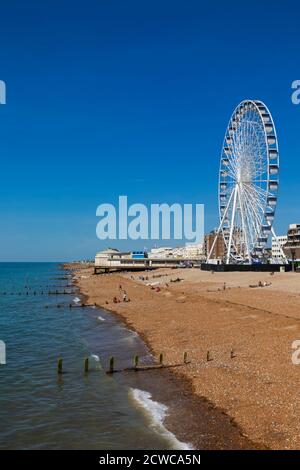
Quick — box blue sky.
[0,0,300,261]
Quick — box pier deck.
[94,257,200,274]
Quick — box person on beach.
[122,290,130,302]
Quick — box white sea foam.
[90,354,102,370]
[129,388,193,450]
[97,315,106,322]
[90,354,100,361]
[73,297,81,304]
[122,331,139,344]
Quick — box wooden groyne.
[56,352,195,375]
[56,349,237,375]
[1,290,76,296]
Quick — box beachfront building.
[94,248,193,272]
[148,247,174,258]
[271,235,287,263]
[148,244,204,260]
[283,224,300,268]
[95,248,119,265]
[95,248,131,266]
[204,230,225,261]
[179,243,203,259]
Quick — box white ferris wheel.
[208,99,285,264]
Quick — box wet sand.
[65,264,300,449]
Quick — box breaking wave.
[129,388,193,450]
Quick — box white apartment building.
[148,247,175,258]
[271,235,287,262]
[149,243,203,259]
[183,243,203,258]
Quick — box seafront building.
[204,230,225,260]
[148,247,174,258]
[148,243,203,259]
[283,224,300,266]
[271,235,288,263]
[94,244,203,272]
[95,248,131,265]
[181,243,204,258]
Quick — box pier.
[94,257,200,273]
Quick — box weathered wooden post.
[84,357,89,373]
[159,353,164,366]
[183,351,188,364]
[109,356,114,373]
[207,350,212,362]
[57,358,63,374]
[134,355,139,369]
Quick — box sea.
[0,262,192,450]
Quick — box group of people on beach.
[258,280,272,287]
[112,285,130,304]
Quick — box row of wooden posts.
[57,352,187,375]
[45,303,94,309]
[0,291,76,296]
[57,350,236,375]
